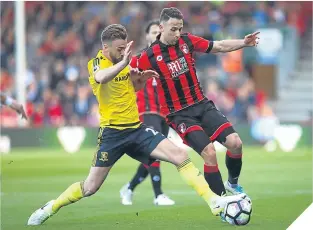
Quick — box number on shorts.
[145,127,158,136]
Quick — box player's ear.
[159,23,164,33]
[102,43,109,51]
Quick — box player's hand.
[130,67,143,81]
[244,32,260,47]
[122,41,133,65]
[16,104,28,120]
[142,70,159,80]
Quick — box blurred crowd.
[1,1,312,128]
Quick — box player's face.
[104,39,127,64]
[160,18,183,46]
[146,25,160,44]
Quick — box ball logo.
[157,55,163,61]
[178,123,186,134]
[180,44,189,54]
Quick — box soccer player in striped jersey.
[27,24,247,226]
[120,20,175,206]
[134,7,260,197]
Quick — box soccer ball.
[223,197,252,226]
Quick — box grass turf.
[1,146,312,230]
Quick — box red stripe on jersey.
[157,79,170,116]
[153,44,182,112]
[167,46,194,106]
[182,35,205,103]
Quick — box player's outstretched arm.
[211,32,260,53]
[94,41,133,84]
[0,93,28,119]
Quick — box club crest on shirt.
[180,43,189,54]
[157,55,163,61]
[178,123,187,134]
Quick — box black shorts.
[92,124,166,167]
[140,114,169,137]
[140,114,169,165]
[166,98,235,154]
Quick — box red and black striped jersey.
[132,33,214,116]
[131,54,163,117]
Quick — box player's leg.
[120,114,163,205]
[220,132,244,194]
[146,136,246,216]
[128,124,244,216]
[120,163,149,205]
[145,115,174,204]
[184,131,226,196]
[27,128,125,225]
[201,100,245,195]
[168,112,226,196]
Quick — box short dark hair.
[159,7,183,23]
[101,24,127,44]
[145,20,160,34]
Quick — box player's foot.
[154,194,175,206]
[120,183,133,205]
[209,193,247,216]
[224,181,245,195]
[27,200,55,225]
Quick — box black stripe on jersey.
[153,82,160,113]
[161,47,186,107]
[147,46,173,112]
[182,35,194,51]
[143,84,150,111]
[174,44,198,104]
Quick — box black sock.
[204,164,226,196]
[129,164,149,191]
[148,163,163,198]
[226,150,242,185]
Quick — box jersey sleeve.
[87,57,102,84]
[187,33,214,53]
[136,51,152,71]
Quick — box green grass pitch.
[1,146,312,230]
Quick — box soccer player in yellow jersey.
[27,24,246,226]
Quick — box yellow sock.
[52,182,84,213]
[177,159,218,205]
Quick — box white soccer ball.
[223,197,252,226]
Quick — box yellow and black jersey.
[87,50,140,129]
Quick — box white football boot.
[27,200,55,225]
[153,194,175,206]
[120,183,133,205]
[224,181,245,195]
[209,193,248,216]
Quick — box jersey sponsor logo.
[178,123,186,134]
[180,43,189,54]
[167,57,189,78]
[114,73,130,82]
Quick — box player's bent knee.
[226,133,242,152]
